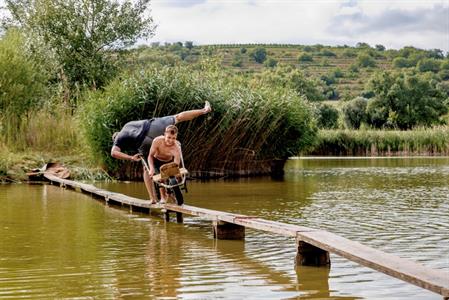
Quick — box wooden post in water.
[213,220,245,240]
[164,210,184,223]
[295,239,330,267]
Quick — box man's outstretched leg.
[174,101,212,124]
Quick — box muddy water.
[1,157,448,299]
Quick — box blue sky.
[150,0,449,52]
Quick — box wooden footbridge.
[43,174,449,299]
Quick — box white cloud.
[150,0,449,51]
[1,0,447,51]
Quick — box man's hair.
[112,132,119,142]
[165,125,178,135]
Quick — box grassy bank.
[0,108,111,183]
[310,126,449,156]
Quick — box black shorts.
[153,157,174,174]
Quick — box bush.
[298,53,313,62]
[342,97,367,129]
[357,53,376,68]
[250,47,267,63]
[393,57,412,68]
[264,57,278,68]
[80,65,317,176]
[316,104,339,129]
[417,58,441,73]
[333,68,344,78]
[342,49,357,58]
[319,49,336,57]
[232,54,243,67]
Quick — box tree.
[298,53,313,62]
[342,97,367,129]
[357,53,376,68]
[184,41,193,50]
[2,0,155,90]
[366,71,448,129]
[316,103,339,129]
[251,47,267,63]
[356,42,370,49]
[0,29,47,144]
[375,44,385,51]
[417,58,441,73]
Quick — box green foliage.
[357,53,376,68]
[254,65,325,101]
[184,41,194,50]
[439,69,449,80]
[356,42,371,49]
[316,103,339,129]
[375,44,386,51]
[80,65,317,175]
[0,29,48,146]
[303,46,313,52]
[332,68,344,78]
[250,47,267,63]
[264,57,277,68]
[366,71,448,129]
[342,97,367,129]
[342,49,357,58]
[240,47,247,54]
[318,49,336,57]
[3,0,155,90]
[298,53,313,62]
[231,53,243,67]
[312,127,449,156]
[393,57,412,68]
[417,58,441,73]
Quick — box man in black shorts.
[111,101,211,201]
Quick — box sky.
[149,0,449,52]
[0,0,448,52]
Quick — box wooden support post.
[165,211,170,222]
[295,239,330,267]
[176,212,183,223]
[213,220,245,240]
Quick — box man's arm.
[174,101,211,124]
[111,146,141,162]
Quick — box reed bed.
[81,65,317,178]
[311,127,449,156]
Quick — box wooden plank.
[297,230,449,297]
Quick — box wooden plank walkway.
[44,174,449,299]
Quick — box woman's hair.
[165,125,178,135]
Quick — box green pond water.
[1,157,448,299]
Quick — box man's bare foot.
[159,198,166,204]
[203,101,211,114]
[150,199,157,204]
